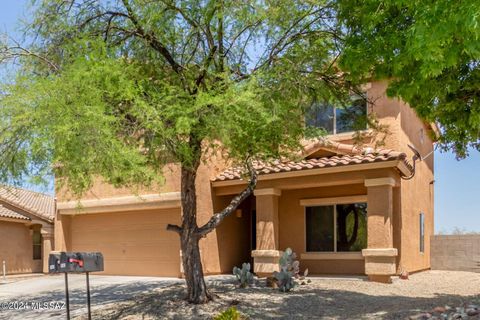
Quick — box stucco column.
[362,178,398,283]
[41,226,54,273]
[251,188,281,276]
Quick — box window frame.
[32,229,42,260]
[303,197,367,254]
[419,212,425,253]
[306,93,369,136]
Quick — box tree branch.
[217,0,224,72]
[120,0,183,74]
[166,223,183,234]
[0,38,59,72]
[159,0,202,31]
[196,159,258,237]
[252,5,334,72]
[223,19,262,58]
[194,45,217,91]
[78,10,130,30]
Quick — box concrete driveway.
[0,274,181,320]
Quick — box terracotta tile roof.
[0,186,55,222]
[214,149,409,182]
[0,204,30,221]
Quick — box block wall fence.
[430,235,480,273]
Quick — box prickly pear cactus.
[233,262,254,288]
[273,269,296,292]
[274,248,309,292]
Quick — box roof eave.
[8,204,53,223]
[58,192,181,215]
[212,159,410,188]
[0,216,31,224]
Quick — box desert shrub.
[214,307,242,320]
[233,262,254,288]
[273,248,308,292]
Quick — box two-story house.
[54,80,436,283]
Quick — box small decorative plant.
[233,262,254,288]
[214,307,243,320]
[273,248,308,292]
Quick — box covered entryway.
[215,194,255,273]
[212,144,414,282]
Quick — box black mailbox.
[81,252,104,272]
[48,252,103,319]
[49,252,104,273]
[48,252,61,273]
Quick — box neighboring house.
[0,187,55,274]
[55,80,435,283]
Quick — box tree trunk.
[181,230,211,303]
[166,157,257,304]
[179,165,211,303]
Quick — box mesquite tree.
[0,0,351,303]
[337,0,480,157]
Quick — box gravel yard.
[86,270,480,320]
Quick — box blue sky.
[1,1,479,233]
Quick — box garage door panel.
[72,242,179,259]
[72,224,175,234]
[71,230,178,244]
[105,260,179,277]
[70,208,181,277]
[72,218,177,229]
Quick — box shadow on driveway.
[0,275,181,320]
[93,276,480,320]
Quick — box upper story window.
[305,95,368,135]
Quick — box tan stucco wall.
[398,89,434,273]
[54,213,71,252]
[56,164,181,201]
[365,81,435,273]
[0,221,42,274]
[55,80,435,277]
[397,153,434,273]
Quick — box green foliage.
[233,262,254,288]
[273,248,308,292]
[0,0,351,195]
[273,268,296,292]
[338,0,480,157]
[0,43,161,195]
[214,307,243,320]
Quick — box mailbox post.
[49,252,104,320]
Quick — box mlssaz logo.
[31,301,66,310]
